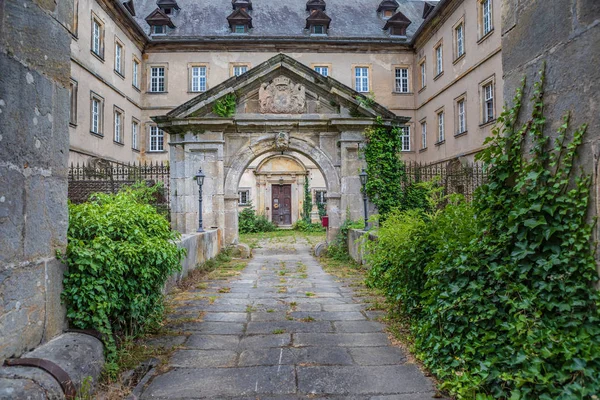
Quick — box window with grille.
[314,66,329,77]
[115,41,124,75]
[421,121,427,149]
[149,126,164,152]
[420,61,426,89]
[482,0,493,35]
[312,25,325,34]
[355,67,369,93]
[150,67,165,92]
[235,25,246,34]
[238,190,250,205]
[399,126,411,151]
[395,68,409,93]
[191,66,207,92]
[455,23,465,58]
[90,92,103,135]
[133,59,140,89]
[435,44,443,76]
[91,18,103,57]
[152,25,166,35]
[315,191,327,204]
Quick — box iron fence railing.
[68,160,170,217]
[402,160,488,202]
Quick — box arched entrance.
[153,54,409,245]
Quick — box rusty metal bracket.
[3,358,77,400]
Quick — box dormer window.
[383,11,411,37]
[306,9,331,35]
[377,0,399,19]
[227,8,253,34]
[306,0,326,12]
[157,0,180,15]
[145,8,176,36]
[232,0,252,11]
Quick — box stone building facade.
[66,0,503,236]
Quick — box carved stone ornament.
[259,76,306,114]
[274,132,290,151]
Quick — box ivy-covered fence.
[403,161,487,202]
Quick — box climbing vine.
[363,118,404,218]
[303,175,312,223]
[213,93,237,118]
[366,63,600,399]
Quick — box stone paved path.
[140,235,440,399]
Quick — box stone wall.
[0,0,72,361]
[164,230,222,292]
[501,0,600,270]
[347,229,377,266]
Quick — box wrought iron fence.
[402,160,488,202]
[68,160,170,217]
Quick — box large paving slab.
[140,235,441,399]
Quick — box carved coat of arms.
[259,77,306,114]
[274,132,290,152]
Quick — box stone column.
[339,131,368,223]
[326,194,343,243]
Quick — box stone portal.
[154,54,409,245]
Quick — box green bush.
[293,219,325,233]
[366,65,600,399]
[238,205,276,234]
[61,184,185,367]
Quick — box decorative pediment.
[155,54,406,131]
[232,0,252,11]
[305,9,331,30]
[145,8,175,28]
[157,0,180,11]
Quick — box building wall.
[0,0,72,361]
[501,0,600,270]
[69,0,145,164]
[412,0,503,164]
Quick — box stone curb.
[0,333,105,399]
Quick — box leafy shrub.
[238,205,276,234]
[213,93,237,118]
[293,219,325,233]
[61,184,185,368]
[366,65,600,399]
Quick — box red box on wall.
[321,216,329,227]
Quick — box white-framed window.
[435,44,443,76]
[482,0,493,36]
[483,83,494,123]
[355,67,369,93]
[238,190,250,205]
[233,65,248,77]
[91,16,103,58]
[152,25,166,36]
[420,60,426,89]
[115,41,124,76]
[399,126,411,151]
[437,111,445,143]
[421,121,427,149]
[113,107,123,144]
[455,23,465,58]
[90,92,104,135]
[150,66,165,92]
[132,59,140,89]
[315,190,327,204]
[457,98,466,134]
[395,67,409,93]
[69,79,78,126]
[234,25,246,34]
[191,66,207,92]
[132,119,139,150]
[149,126,164,152]
[314,66,329,77]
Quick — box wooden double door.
[272,184,292,225]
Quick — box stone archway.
[153,53,409,246]
[223,135,342,244]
